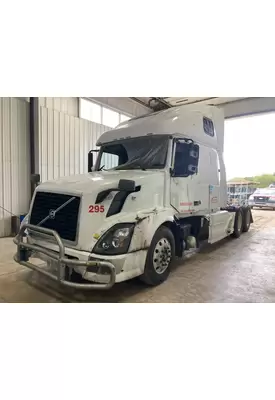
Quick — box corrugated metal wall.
[89,97,150,117]
[39,106,110,182]
[39,98,79,117]
[0,98,30,237]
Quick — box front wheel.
[140,226,175,286]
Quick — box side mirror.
[88,149,100,172]
[172,141,199,177]
[30,173,40,196]
[88,151,94,172]
[31,174,40,185]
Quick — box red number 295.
[89,205,104,213]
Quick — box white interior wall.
[0,98,30,237]
[39,97,79,117]
[88,97,150,117]
[38,97,151,119]
[38,97,148,181]
[39,106,110,182]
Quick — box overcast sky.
[224,113,275,179]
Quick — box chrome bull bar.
[13,224,116,290]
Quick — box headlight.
[93,223,135,255]
[249,196,254,200]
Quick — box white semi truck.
[14,104,253,289]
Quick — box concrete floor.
[1,209,275,302]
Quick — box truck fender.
[130,209,176,253]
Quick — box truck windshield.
[96,136,169,171]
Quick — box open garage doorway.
[224,113,275,184]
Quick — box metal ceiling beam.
[221,97,275,119]
[129,97,172,112]
[180,97,218,106]
[129,97,153,110]
[151,97,172,109]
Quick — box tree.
[230,174,275,188]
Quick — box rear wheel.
[231,210,243,238]
[140,226,175,286]
[242,209,251,232]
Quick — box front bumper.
[249,201,275,208]
[13,224,116,290]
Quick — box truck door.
[171,141,212,215]
[192,146,214,214]
[170,139,207,215]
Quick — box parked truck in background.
[249,185,275,210]
[227,180,258,207]
[14,104,253,289]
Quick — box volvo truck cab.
[14,104,253,289]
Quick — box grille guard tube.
[13,224,116,290]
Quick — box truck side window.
[203,117,215,137]
[99,144,128,170]
[100,152,119,169]
[173,142,199,177]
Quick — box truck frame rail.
[13,224,116,290]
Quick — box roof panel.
[130,98,275,119]
[163,97,248,106]
[132,97,249,111]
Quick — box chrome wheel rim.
[153,238,172,274]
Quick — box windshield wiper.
[117,162,147,171]
[118,157,147,171]
[137,161,146,171]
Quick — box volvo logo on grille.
[37,196,76,227]
[49,209,56,219]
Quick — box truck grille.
[254,196,269,203]
[30,192,81,242]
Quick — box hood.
[253,188,275,196]
[32,170,166,251]
[38,170,163,195]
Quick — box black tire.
[231,210,243,238]
[140,226,175,286]
[242,209,251,232]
